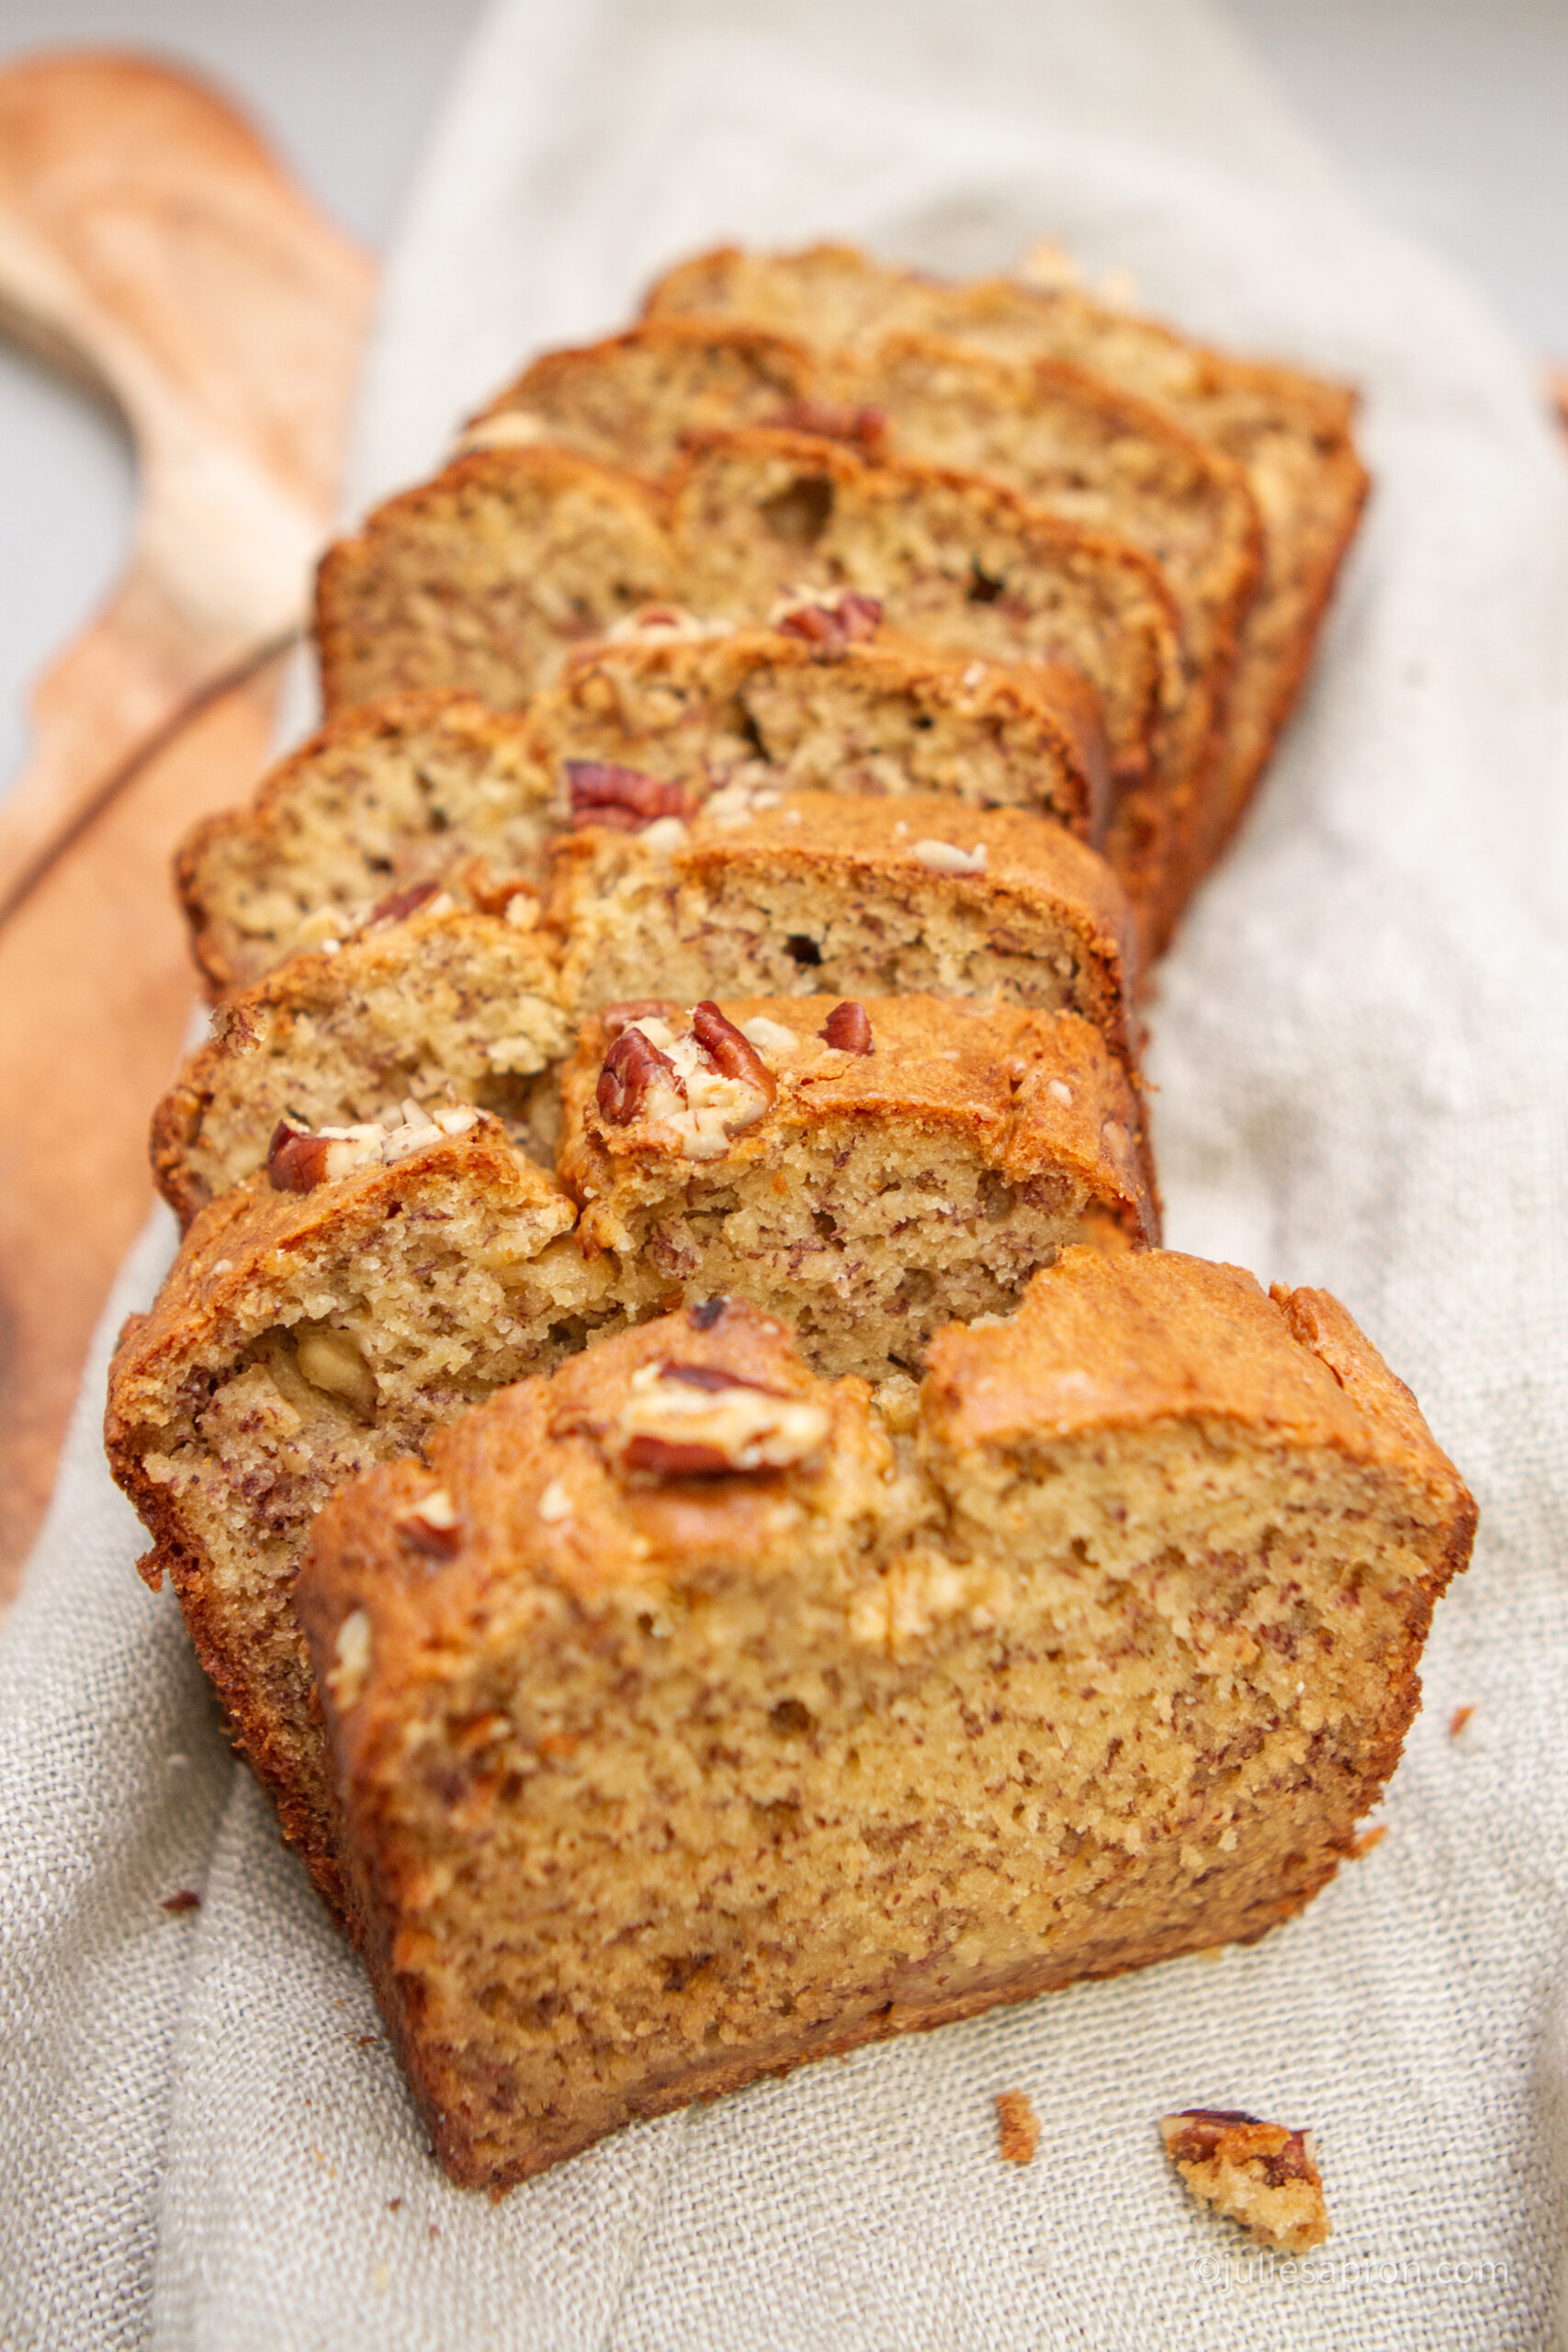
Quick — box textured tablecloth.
[5,2,1568,2344]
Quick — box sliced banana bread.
[556,993,1157,1375]
[297,1255,1473,2189]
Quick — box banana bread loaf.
[297,1253,1473,2189]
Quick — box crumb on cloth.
[995,2089,1039,2165]
[1160,2109,1329,2252]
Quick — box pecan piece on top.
[615,1358,828,1478]
[266,1121,333,1193]
[690,1002,777,1104]
[597,1025,685,1125]
[819,1001,874,1055]
[565,760,693,831]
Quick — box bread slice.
[176,694,556,996]
[644,243,1369,879]
[297,1255,1474,2189]
[669,430,1181,808]
[104,1117,616,1917]
[556,994,1157,1375]
[315,445,674,716]
[547,789,1137,1067]
[312,435,1177,822]
[461,318,822,475]
[152,903,571,1228]
[472,321,1260,941]
[179,623,1109,1000]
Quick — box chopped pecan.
[266,1121,333,1193]
[690,1002,777,1103]
[367,876,443,928]
[686,1297,729,1332]
[397,1489,461,1560]
[775,591,884,652]
[622,1433,738,1477]
[597,1025,685,1124]
[820,1001,874,1055]
[654,1360,784,1396]
[762,399,888,451]
[565,760,693,831]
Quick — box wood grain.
[0,52,373,1593]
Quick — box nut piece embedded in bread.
[298,1252,1473,2191]
[558,994,1158,1379]
[104,1115,618,1918]
[152,904,571,1227]
[546,789,1139,1061]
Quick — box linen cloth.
[5,0,1568,2343]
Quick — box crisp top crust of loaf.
[923,1247,1471,1510]
[561,990,1153,1223]
[678,787,1129,929]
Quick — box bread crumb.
[1161,2109,1328,2251]
[1450,1704,1474,1737]
[995,2088,1039,2165]
[1348,1824,1386,1860]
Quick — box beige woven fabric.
[5,2,1568,2343]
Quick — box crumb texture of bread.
[152,909,570,1225]
[547,790,1137,1061]
[557,994,1157,1376]
[176,695,554,996]
[1160,2109,1330,2252]
[298,1259,1472,2189]
[104,1122,617,1917]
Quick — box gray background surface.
[2,0,1565,791]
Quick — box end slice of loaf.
[105,1117,615,1917]
[152,904,570,1227]
[557,993,1157,1376]
[297,1254,1473,2189]
[547,789,1137,1064]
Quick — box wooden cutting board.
[0,52,373,1594]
